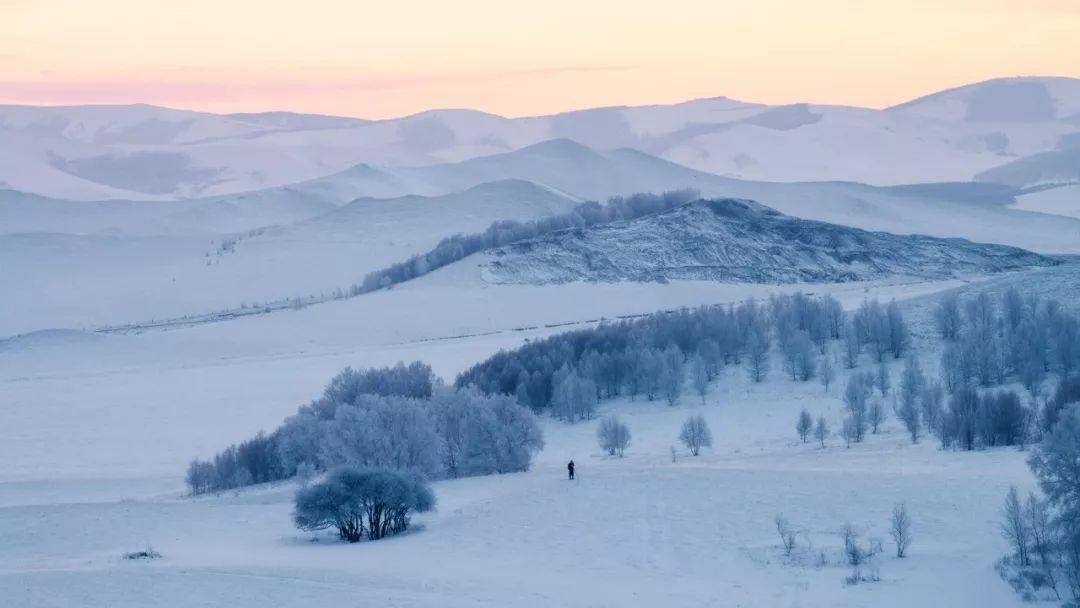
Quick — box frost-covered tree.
[185,460,214,495]
[886,300,911,359]
[819,353,836,392]
[745,324,770,383]
[782,330,817,382]
[796,409,813,443]
[597,415,632,457]
[679,415,713,456]
[552,366,599,421]
[897,357,925,442]
[842,320,861,369]
[814,416,829,448]
[867,398,886,434]
[294,467,435,542]
[936,293,962,340]
[311,362,435,418]
[843,373,872,442]
[874,364,891,397]
[920,382,945,438]
[690,354,710,403]
[320,396,442,477]
[660,346,684,406]
[1001,486,1031,567]
[1029,404,1080,600]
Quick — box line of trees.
[354,189,701,294]
[457,293,902,420]
[938,289,1080,394]
[186,363,545,495]
[929,288,1080,451]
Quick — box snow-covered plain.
[5,75,1080,608]
[3,261,1075,607]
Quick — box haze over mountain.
[4,76,1079,201]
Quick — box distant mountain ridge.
[478,198,1057,285]
[3,76,1080,200]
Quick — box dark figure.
[567,460,575,480]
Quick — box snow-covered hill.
[0,180,579,335]
[478,199,1056,285]
[5,77,1080,200]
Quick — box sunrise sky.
[2,0,1078,119]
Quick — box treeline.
[353,189,700,294]
[938,288,1080,393]
[456,293,910,419]
[923,288,1080,451]
[186,363,545,495]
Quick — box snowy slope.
[1012,183,1080,219]
[4,263,1074,607]
[5,77,1080,200]
[478,199,1056,285]
[0,181,578,335]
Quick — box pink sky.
[2,0,1078,119]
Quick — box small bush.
[294,467,435,543]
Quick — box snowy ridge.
[4,77,1080,200]
[480,199,1056,285]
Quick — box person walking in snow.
[567,460,575,480]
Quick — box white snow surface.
[3,264,1070,607]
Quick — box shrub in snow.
[841,524,863,567]
[123,547,162,560]
[796,409,813,443]
[294,467,435,542]
[679,415,712,456]
[775,515,796,556]
[597,415,631,457]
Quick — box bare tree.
[890,503,912,558]
[596,415,632,457]
[745,326,770,383]
[841,417,857,448]
[690,354,710,404]
[814,416,829,448]
[875,364,891,397]
[1026,492,1061,598]
[775,515,796,556]
[819,354,836,392]
[679,415,713,456]
[1001,486,1030,567]
[868,399,886,434]
[796,409,813,443]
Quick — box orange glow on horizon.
[1,0,1078,119]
